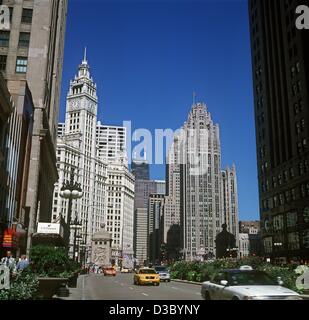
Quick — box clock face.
[69,99,80,110]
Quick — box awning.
[32,233,66,247]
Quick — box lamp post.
[59,168,83,255]
[71,215,82,262]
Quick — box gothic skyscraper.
[165,102,239,260]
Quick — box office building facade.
[221,165,239,244]
[249,0,309,262]
[0,0,67,254]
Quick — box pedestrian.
[16,254,29,272]
[1,251,17,275]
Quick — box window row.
[0,31,30,47]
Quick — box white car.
[154,266,171,282]
[201,266,302,300]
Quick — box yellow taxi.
[133,268,160,286]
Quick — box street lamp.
[71,215,82,262]
[59,168,83,254]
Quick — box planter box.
[68,273,79,288]
[38,277,68,299]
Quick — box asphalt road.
[80,274,203,300]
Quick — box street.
[75,274,203,300]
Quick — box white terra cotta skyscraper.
[53,52,107,260]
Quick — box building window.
[0,31,10,47]
[273,215,284,231]
[287,232,300,250]
[16,57,28,73]
[21,8,33,24]
[18,32,30,47]
[263,237,272,253]
[303,230,309,249]
[304,207,309,223]
[287,212,298,228]
[0,55,7,71]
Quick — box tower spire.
[193,91,196,105]
[83,47,87,64]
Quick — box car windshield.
[155,266,167,272]
[227,271,278,286]
[139,269,156,274]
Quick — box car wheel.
[232,296,240,300]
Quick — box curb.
[172,279,201,285]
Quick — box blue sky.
[59,0,259,220]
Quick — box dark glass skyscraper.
[249,0,309,262]
[131,160,150,180]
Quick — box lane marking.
[142,293,149,297]
[171,287,179,290]
[129,287,134,290]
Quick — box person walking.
[16,255,29,272]
[1,251,17,275]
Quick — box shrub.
[187,271,196,281]
[195,270,210,282]
[169,258,302,292]
[29,245,79,278]
[257,264,299,293]
[170,271,180,279]
[0,268,39,300]
[170,261,192,280]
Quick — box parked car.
[104,267,117,276]
[201,265,302,300]
[154,265,171,282]
[134,267,160,286]
[121,267,132,273]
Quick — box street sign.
[37,223,61,235]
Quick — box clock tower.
[65,48,98,136]
[59,49,107,257]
